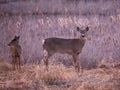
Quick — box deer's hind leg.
[43,50,52,71]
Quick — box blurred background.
[0,0,120,69]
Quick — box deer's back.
[43,37,85,54]
[9,44,21,57]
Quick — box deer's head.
[77,26,89,37]
[8,36,20,46]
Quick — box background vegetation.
[0,0,120,89]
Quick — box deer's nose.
[82,35,85,37]
[81,34,85,37]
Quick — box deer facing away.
[8,36,22,70]
[42,26,89,72]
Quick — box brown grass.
[0,61,120,90]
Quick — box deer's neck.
[79,36,86,45]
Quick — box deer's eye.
[77,52,80,55]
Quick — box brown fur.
[42,26,89,72]
[8,36,21,70]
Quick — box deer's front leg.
[18,56,21,70]
[15,56,18,70]
[72,55,80,73]
[12,56,15,70]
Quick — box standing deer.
[8,36,22,70]
[42,26,89,72]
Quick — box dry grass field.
[0,0,120,90]
[0,61,120,90]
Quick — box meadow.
[0,0,120,90]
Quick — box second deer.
[8,36,22,70]
[42,26,89,72]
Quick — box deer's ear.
[86,27,89,31]
[17,36,20,38]
[16,36,20,40]
[14,35,17,38]
[14,35,20,40]
[77,27,80,31]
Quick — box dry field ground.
[0,61,120,90]
[0,0,120,90]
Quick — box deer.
[42,26,89,73]
[8,36,22,70]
